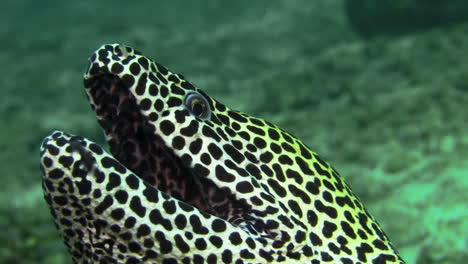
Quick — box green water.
[1,0,467,263]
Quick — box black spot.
[160,85,169,97]
[195,238,207,250]
[49,168,64,179]
[244,152,258,163]
[299,143,312,159]
[149,210,173,231]
[288,200,302,218]
[223,144,245,164]
[130,196,146,217]
[372,223,387,241]
[267,179,286,197]
[101,157,126,173]
[123,217,136,230]
[285,169,303,184]
[194,164,210,177]
[236,181,254,193]
[156,63,169,75]
[267,128,280,140]
[253,137,267,149]
[110,208,125,220]
[238,131,250,141]
[154,231,172,253]
[126,175,140,190]
[215,127,228,141]
[190,215,209,234]
[221,250,232,263]
[305,178,321,195]
[356,242,374,262]
[174,214,187,230]
[309,232,322,246]
[111,62,124,74]
[89,143,103,154]
[135,73,147,96]
[281,142,296,153]
[172,136,185,150]
[160,120,175,136]
[227,111,247,122]
[270,142,282,154]
[373,254,397,264]
[307,210,318,227]
[106,172,121,191]
[76,178,92,195]
[240,249,255,259]
[341,221,357,239]
[211,219,227,232]
[228,232,242,245]
[95,195,113,214]
[46,144,60,155]
[246,164,261,179]
[259,151,273,163]
[58,156,73,168]
[315,200,338,219]
[136,224,151,237]
[207,143,222,160]
[139,98,151,111]
[174,234,190,253]
[288,184,311,204]
[148,84,159,96]
[247,125,265,136]
[130,62,141,75]
[200,153,211,165]
[320,251,333,262]
[42,157,53,168]
[209,236,223,248]
[137,57,149,69]
[143,186,159,203]
[180,120,199,137]
[128,241,142,253]
[372,239,388,250]
[278,155,293,165]
[162,200,176,214]
[180,79,195,90]
[189,138,202,154]
[322,179,336,191]
[53,195,67,206]
[121,74,135,88]
[167,97,182,107]
[322,191,334,203]
[313,159,331,178]
[296,157,314,175]
[215,165,235,182]
[170,83,185,95]
[167,74,180,83]
[202,126,221,142]
[260,165,273,176]
[282,133,294,144]
[154,99,164,112]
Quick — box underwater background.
[1,0,467,263]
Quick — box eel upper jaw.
[83,66,256,234]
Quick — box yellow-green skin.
[39,44,405,263]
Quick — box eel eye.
[184,92,211,120]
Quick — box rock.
[345,0,468,37]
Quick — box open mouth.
[82,49,260,235]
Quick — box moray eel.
[40,44,405,264]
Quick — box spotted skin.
[40,44,405,264]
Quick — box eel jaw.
[40,131,265,262]
[82,48,254,232]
